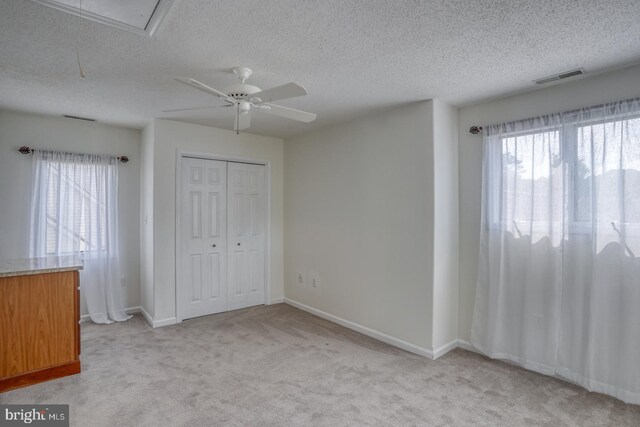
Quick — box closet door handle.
[237,243,241,246]
[212,244,216,248]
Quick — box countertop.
[0,256,84,278]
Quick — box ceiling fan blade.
[234,111,251,131]
[260,103,317,123]
[162,105,232,113]
[251,83,308,104]
[174,78,236,104]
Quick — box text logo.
[1,405,68,427]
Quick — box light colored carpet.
[1,304,639,426]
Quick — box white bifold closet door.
[227,162,266,311]
[179,157,266,321]
[180,158,228,318]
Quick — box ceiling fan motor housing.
[224,83,261,100]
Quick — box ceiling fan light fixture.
[238,101,251,114]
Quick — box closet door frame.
[175,150,272,323]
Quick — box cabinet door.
[0,271,77,378]
[227,163,266,310]
[179,157,228,320]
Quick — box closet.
[178,157,266,320]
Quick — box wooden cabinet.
[0,270,81,392]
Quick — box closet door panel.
[179,157,227,320]
[227,163,266,310]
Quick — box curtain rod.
[18,146,129,163]
[468,96,640,135]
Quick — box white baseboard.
[80,306,141,323]
[151,316,177,327]
[143,298,284,328]
[284,298,436,359]
[433,339,459,359]
[137,306,177,328]
[139,306,154,326]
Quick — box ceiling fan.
[166,67,317,133]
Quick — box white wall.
[140,123,155,318]
[431,99,459,351]
[148,119,284,323]
[0,109,141,314]
[458,64,640,342]
[284,102,436,350]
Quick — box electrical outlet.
[296,272,304,285]
[310,272,320,292]
[120,277,126,287]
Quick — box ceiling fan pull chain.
[236,103,240,135]
[76,0,86,78]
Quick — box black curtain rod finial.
[469,126,483,135]
[19,146,32,154]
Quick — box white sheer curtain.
[30,150,131,324]
[471,98,640,404]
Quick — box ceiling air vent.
[534,68,586,85]
[64,114,96,122]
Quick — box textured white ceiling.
[1,0,640,138]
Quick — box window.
[499,128,562,229]
[30,151,118,258]
[485,123,565,244]
[485,99,640,251]
[573,115,640,226]
[44,161,108,254]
